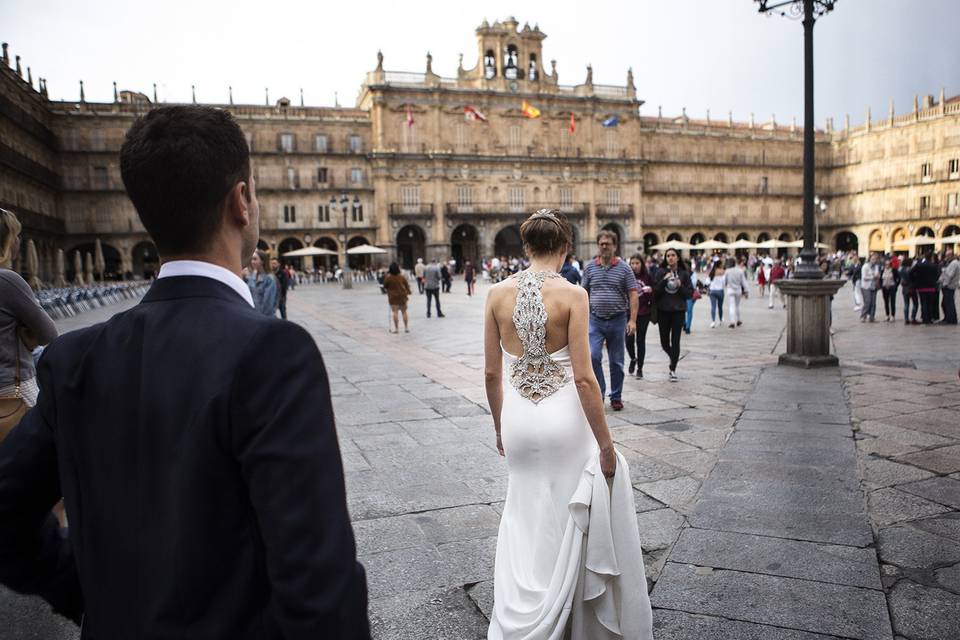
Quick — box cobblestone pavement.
[2,277,958,639]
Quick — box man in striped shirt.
[582,231,638,411]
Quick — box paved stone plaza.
[2,276,959,639]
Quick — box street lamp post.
[757,0,844,367]
[756,0,834,276]
[332,192,353,289]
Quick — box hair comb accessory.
[529,209,561,224]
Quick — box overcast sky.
[3,0,958,127]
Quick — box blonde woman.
[0,208,58,440]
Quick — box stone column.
[776,279,845,368]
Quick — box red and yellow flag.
[569,112,576,133]
[521,100,541,119]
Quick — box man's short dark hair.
[120,106,250,255]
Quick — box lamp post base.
[775,279,845,369]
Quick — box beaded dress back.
[509,270,566,404]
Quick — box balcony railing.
[389,203,434,216]
[255,175,371,191]
[595,204,635,217]
[445,202,590,216]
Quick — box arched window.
[504,45,519,80]
[484,50,496,79]
[528,54,538,81]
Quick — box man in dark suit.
[0,106,370,638]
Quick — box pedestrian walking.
[850,257,864,310]
[684,270,703,334]
[383,262,411,332]
[911,252,940,324]
[654,248,693,382]
[900,258,919,324]
[724,257,748,328]
[270,256,289,320]
[707,261,725,328]
[768,259,786,308]
[880,257,900,322]
[582,231,638,410]
[247,250,279,317]
[423,258,444,317]
[757,258,768,297]
[938,249,959,324]
[414,257,425,294]
[626,253,654,379]
[859,253,881,322]
[560,254,582,285]
[441,261,452,293]
[464,259,476,296]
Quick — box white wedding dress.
[489,271,653,640]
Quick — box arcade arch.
[396,225,426,271]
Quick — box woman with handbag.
[653,248,693,382]
[0,208,59,441]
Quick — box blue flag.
[602,115,619,127]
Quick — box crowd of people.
[838,249,958,325]
[386,239,958,403]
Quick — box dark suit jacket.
[0,276,369,639]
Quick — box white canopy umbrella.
[346,245,388,255]
[893,234,937,247]
[691,239,729,251]
[730,239,759,249]
[939,234,960,245]
[786,240,830,249]
[282,246,338,257]
[650,240,694,251]
[757,239,790,249]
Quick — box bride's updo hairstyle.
[520,209,572,257]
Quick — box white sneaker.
[669,370,678,382]
[710,321,716,328]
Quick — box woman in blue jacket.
[247,250,279,316]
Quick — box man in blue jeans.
[582,231,638,411]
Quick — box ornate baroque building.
[1,19,958,279]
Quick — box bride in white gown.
[484,210,653,640]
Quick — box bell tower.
[471,17,547,91]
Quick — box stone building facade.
[1,19,958,280]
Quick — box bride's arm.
[567,288,617,477]
[483,288,505,456]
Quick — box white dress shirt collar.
[157,260,254,308]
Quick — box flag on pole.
[602,115,620,127]
[521,100,541,119]
[569,112,576,133]
[464,105,488,122]
[405,105,415,127]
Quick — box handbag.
[0,338,27,442]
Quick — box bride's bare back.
[488,274,580,357]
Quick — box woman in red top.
[626,253,655,379]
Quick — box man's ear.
[225,182,250,229]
